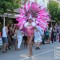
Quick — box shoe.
[28,54,32,57]
[17,49,19,51]
[8,47,11,50]
[2,51,6,53]
[35,47,38,50]
[15,48,17,50]
[37,47,40,50]
[35,47,40,50]
[42,42,45,44]
[17,48,21,51]
[28,53,32,57]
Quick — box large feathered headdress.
[15,1,50,30]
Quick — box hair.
[5,23,8,26]
[27,19,32,21]
[16,26,19,30]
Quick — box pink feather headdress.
[15,2,50,30]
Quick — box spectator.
[45,28,50,44]
[34,27,42,50]
[12,26,17,50]
[16,26,23,50]
[7,25,12,50]
[2,24,8,53]
[53,28,56,42]
[51,27,56,43]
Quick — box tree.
[0,0,21,14]
[47,1,59,22]
[0,0,21,27]
[57,7,60,22]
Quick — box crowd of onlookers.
[43,23,60,44]
[0,23,60,53]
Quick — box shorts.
[34,37,42,43]
[12,38,17,44]
[2,37,8,44]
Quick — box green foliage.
[0,0,21,14]
[57,7,60,21]
[47,1,60,22]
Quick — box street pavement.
[0,41,60,60]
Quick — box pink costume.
[24,22,36,37]
[26,26,34,37]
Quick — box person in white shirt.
[16,26,23,50]
[2,25,8,53]
[34,27,42,50]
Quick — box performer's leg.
[28,34,34,56]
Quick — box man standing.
[2,24,8,53]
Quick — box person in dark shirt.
[51,28,56,43]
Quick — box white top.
[2,26,7,37]
[16,30,23,37]
[36,26,44,36]
[24,22,36,27]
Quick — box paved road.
[0,42,60,60]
